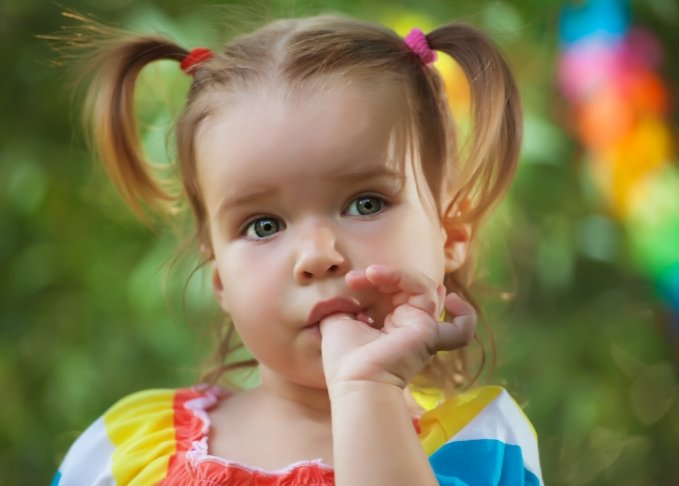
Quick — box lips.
[305,298,377,328]
[306,297,364,326]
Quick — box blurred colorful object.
[384,11,471,125]
[384,11,471,413]
[558,0,679,331]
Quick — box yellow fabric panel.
[103,389,177,485]
[410,387,445,412]
[127,455,173,486]
[418,385,503,456]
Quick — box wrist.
[325,361,411,391]
[328,379,436,486]
[328,380,404,403]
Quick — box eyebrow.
[329,166,406,185]
[215,187,277,220]
[215,166,405,220]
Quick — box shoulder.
[52,386,222,486]
[419,385,543,485]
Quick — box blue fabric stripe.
[429,439,540,485]
[50,471,61,486]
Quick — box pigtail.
[428,24,522,225]
[65,13,189,218]
[411,25,521,395]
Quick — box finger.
[444,292,476,320]
[345,269,373,291]
[346,265,424,294]
[347,265,436,296]
[436,284,446,319]
[346,266,397,293]
[365,265,440,316]
[432,315,476,351]
[433,293,477,350]
[435,310,476,350]
[364,265,429,295]
[347,265,442,317]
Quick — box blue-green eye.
[244,217,282,239]
[346,196,385,216]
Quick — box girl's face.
[195,82,453,389]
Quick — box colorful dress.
[52,385,543,485]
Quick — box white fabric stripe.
[57,416,116,485]
[447,390,543,482]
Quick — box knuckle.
[460,320,476,345]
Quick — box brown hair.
[62,12,521,395]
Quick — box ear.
[442,221,471,273]
[210,262,229,313]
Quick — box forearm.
[329,381,438,486]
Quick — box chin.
[295,367,329,391]
[301,371,329,391]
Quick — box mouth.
[306,297,375,328]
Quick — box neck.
[257,366,332,418]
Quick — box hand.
[319,264,476,389]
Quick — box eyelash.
[343,194,389,217]
[239,215,284,240]
[238,194,390,240]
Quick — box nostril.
[329,264,338,273]
[302,271,313,279]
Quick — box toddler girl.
[53,12,542,486]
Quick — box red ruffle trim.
[158,387,335,485]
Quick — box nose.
[293,225,349,284]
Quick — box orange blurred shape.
[575,87,634,150]
[623,69,669,116]
[444,63,470,112]
[605,116,672,216]
[437,56,471,122]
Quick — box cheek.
[374,212,446,280]
[346,220,398,264]
[218,247,287,317]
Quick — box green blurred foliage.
[1,0,678,484]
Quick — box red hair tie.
[180,47,213,74]
[404,28,437,65]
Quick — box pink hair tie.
[404,28,437,65]
[180,47,213,75]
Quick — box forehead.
[194,81,408,207]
